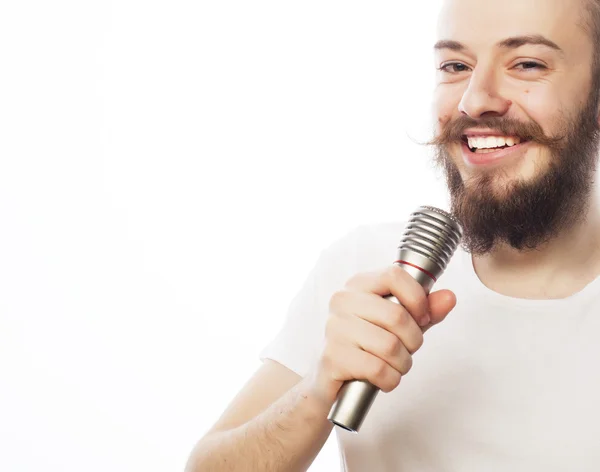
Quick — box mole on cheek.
[524,90,529,94]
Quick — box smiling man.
[187,1,600,471]
[432,0,600,271]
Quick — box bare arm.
[185,360,335,472]
[185,266,457,471]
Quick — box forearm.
[186,376,335,472]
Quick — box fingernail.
[420,313,431,327]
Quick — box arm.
[186,267,456,472]
[185,359,334,472]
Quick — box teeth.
[466,135,521,150]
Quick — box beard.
[432,95,600,256]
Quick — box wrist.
[300,368,340,413]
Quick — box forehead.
[436,0,591,53]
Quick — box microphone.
[327,206,463,433]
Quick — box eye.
[513,61,547,71]
[438,62,471,74]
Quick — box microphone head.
[395,206,463,292]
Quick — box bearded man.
[187,1,600,470]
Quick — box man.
[186,0,600,470]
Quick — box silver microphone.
[327,206,463,433]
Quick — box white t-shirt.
[259,220,600,472]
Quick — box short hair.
[583,0,600,104]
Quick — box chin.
[464,152,544,183]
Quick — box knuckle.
[405,289,427,313]
[404,332,424,355]
[391,370,402,390]
[382,370,402,393]
[386,264,404,282]
[401,353,413,374]
[389,305,410,329]
[386,266,427,317]
[412,332,424,351]
[415,291,429,312]
[329,290,347,312]
[382,334,401,357]
[371,358,388,379]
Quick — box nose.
[458,67,511,119]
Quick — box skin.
[433,0,600,299]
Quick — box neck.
[471,194,600,300]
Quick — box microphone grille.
[399,206,463,272]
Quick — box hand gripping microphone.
[327,205,463,433]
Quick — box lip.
[461,140,530,166]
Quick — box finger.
[421,289,457,334]
[345,264,430,324]
[325,341,402,393]
[339,313,413,375]
[329,290,424,353]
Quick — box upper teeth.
[467,136,521,149]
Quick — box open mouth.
[461,135,530,154]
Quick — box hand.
[307,264,457,406]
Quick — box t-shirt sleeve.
[258,225,366,378]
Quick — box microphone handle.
[327,263,433,433]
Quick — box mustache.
[426,115,565,149]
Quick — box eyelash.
[438,61,548,74]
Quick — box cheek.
[515,88,563,134]
[433,85,461,130]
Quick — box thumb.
[422,289,457,334]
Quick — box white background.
[0,1,448,470]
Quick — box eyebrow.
[434,35,564,55]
